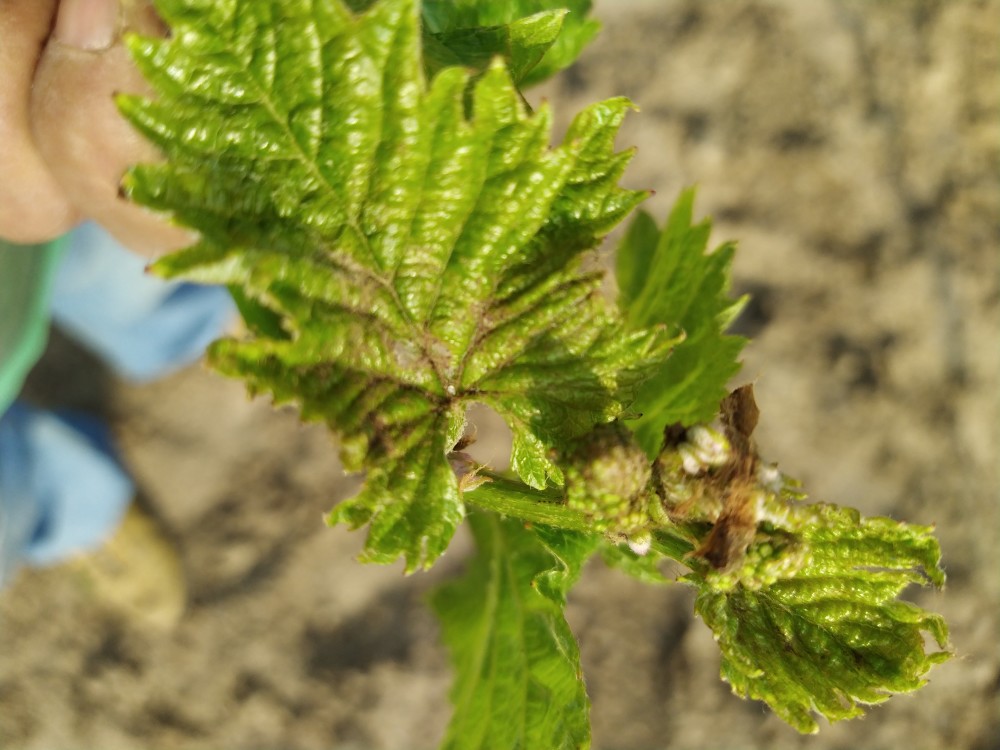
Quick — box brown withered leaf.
[720,382,759,453]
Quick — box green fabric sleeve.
[0,237,67,415]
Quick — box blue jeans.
[0,225,235,584]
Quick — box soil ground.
[2,1,998,748]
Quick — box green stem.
[652,530,696,561]
[464,470,696,563]
[464,472,593,532]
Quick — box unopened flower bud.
[677,425,730,475]
[626,531,653,556]
[687,425,730,467]
[563,423,652,533]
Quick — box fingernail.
[54,0,121,51]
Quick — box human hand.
[0,0,190,256]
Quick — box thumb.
[0,0,78,243]
[30,0,192,257]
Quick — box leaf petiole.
[464,469,696,563]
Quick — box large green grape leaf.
[431,512,597,750]
[421,0,600,86]
[119,0,666,571]
[617,189,747,456]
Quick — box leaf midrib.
[232,12,466,391]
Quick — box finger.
[31,0,192,257]
[0,0,79,243]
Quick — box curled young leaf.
[652,387,951,732]
[691,510,950,734]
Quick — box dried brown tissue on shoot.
[652,384,769,573]
[446,386,771,564]
[452,426,477,454]
[448,423,485,493]
[446,404,512,492]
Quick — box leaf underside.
[422,10,566,85]
[421,0,600,86]
[431,512,596,750]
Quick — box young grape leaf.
[649,392,951,733]
[423,10,567,85]
[617,190,747,456]
[589,386,951,732]
[430,512,597,750]
[421,0,600,86]
[689,503,950,733]
[119,0,667,570]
